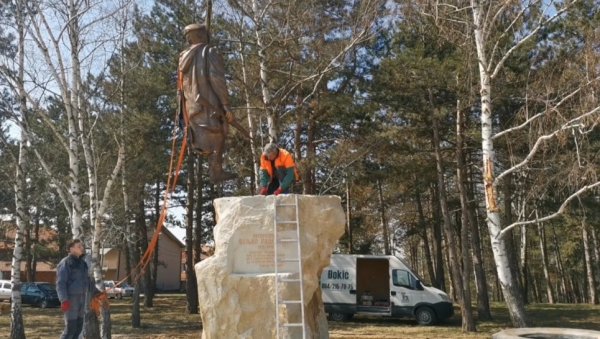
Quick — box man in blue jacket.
[56,239,90,339]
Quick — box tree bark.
[194,157,204,264]
[519,226,529,304]
[345,178,353,253]
[536,218,554,304]
[251,0,277,142]
[430,185,445,291]
[471,0,527,326]
[186,151,199,314]
[550,225,570,302]
[376,178,391,255]
[415,187,436,287]
[582,218,598,304]
[237,39,260,189]
[10,3,28,337]
[433,116,475,331]
[11,115,28,339]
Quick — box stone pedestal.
[195,195,345,339]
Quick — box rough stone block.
[196,195,345,339]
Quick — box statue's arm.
[207,47,231,113]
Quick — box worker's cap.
[184,23,206,35]
[263,143,278,156]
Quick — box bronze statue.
[178,23,235,183]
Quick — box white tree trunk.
[238,40,260,187]
[10,3,28,336]
[471,0,527,327]
[520,225,528,303]
[251,0,277,142]
[10,136,27,339]
[536,219,554,304]
[582,218,598,304]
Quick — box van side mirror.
[415,280,424,291]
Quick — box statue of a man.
[178,23,235,183]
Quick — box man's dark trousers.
[61,293,85,339]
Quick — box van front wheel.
[415,307,437,326]
[328,312,349,321]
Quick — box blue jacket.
[56,254,90,302]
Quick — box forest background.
[0,0,599,336]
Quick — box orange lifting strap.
[114,70,189,290]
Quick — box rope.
[113,70,189,289]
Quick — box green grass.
[1,297,599,338]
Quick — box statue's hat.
[184,23,205,35]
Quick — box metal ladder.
[273,194,306,339]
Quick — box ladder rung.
[278,258,300,262]
[282,300,302,304]
[276,221,297,224]
[278,238,298,243]
[276,203,297,207]
[279,278,301,282]
[282,323,304,327]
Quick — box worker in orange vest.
[259,143,298,195]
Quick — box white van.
[320,254,453,325]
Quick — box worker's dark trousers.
[61,294,85,339]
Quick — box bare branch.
[490,0,579,79]
[495,105,600,184]
[499,181,600,239]
[487,1,538,74]
[492,78,598,140]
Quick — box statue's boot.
[209,167,237,183]
[208,153,236,183]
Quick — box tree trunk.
[186,151,199,314]
[456,107,481,326]
[376,178,391,255]
[471,0,528,326]
[305,113,317,194]
[194,158,204,264]
[416,187,436,287]
[294,104,303,193]
[237,40,260,188]
[430,185,445,291]
[591,227,600,287]
[345,178,353,253]
[11,4,28,337]
[582,218,598,304]
[519,226,529,304]
[251,0,277,142]
[502,176,524,302]
[11,131,28,339]
[536,218,554,304]
[433,117,475,331]
[551,225,570,302]
[136,199,153,308]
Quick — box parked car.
[20,282,60,308]
[104,280,124,299]
[120,283,135,298]
[0,280,11,301]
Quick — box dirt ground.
[1,295,599,338]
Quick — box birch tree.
[0,1,31,337]
[21,0,130,336]
[468,0,599,326]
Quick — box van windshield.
[394,255,431,287]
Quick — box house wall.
[102,249,123,281]
[156,234,182,291]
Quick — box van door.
[321,255,356,319]
[389,268,422,317]
[356,258,391,315]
